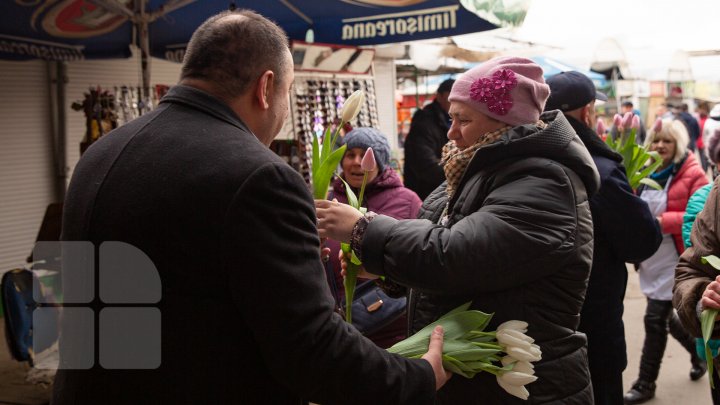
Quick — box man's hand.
[315,199,363,242]
[421,325,452,390]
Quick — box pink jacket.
[660,152,709,254]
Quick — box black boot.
[669,309,708,380]
[690,360,708,381]
[638,299,671,382]
[624,380,656,405]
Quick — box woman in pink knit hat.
[316,56,599,404]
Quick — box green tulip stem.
[357,171,369,208]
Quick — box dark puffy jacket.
[361,111,600,404]
[566,116,662,378]
[403,100,450,200]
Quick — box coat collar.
[160,85,254,135]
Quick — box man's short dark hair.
[437,79,455,94]
[622,101,633,108]
[181,10,289,100]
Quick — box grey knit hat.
[342,127,391,172]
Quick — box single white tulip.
[497,320,528,333]
[497,330,534,351]
[506,346,542,362]
[501,355,518,367]
[501,328,534,343]
[497,375,530,400]
[501,355,535,370]
[498,370,538,386]
[341,90,365,123]
[512,360,535,375]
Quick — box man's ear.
[255,70,274,110]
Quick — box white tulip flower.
[506,346,542,362]
[341,90,365,123]
[497,376,530,400]
[501,328,535,343]
[498,370,538,386]
[497,330,534,351]
[511,360,535,375]
[501,355,535,371]
[497,320,529,333]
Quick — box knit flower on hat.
[469,69,518,116]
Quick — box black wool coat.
[567,115,662,377]
[362,111,600,404]
[403,100,450,200]
[53,85,434,405]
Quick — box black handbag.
[341,280,407,336]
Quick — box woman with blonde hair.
[625,118,709,404]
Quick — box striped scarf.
[441,126,511,199]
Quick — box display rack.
[271,73,380,185]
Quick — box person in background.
[676,128,720,405]
[403,78,455,200]
[624,119,709,405]
[53,10,449,405]
[611,101,647,145]
[326,127,421,348]
[545,71,662,405]
[675,103,702,153]
[702,104,720,168]
[317,56,599,404]
[693,102,711,173]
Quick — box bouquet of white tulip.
[387,302,541,400]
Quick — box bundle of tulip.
[387,302,541,400]
[310,89,367,323]
[700,255,720,388]
[601,112,662,190]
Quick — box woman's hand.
[315,199,363,243]
[338,250,378,280]
[701,275,720,313]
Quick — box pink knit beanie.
[449,56,550,126]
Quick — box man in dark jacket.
[52,10,449,405]
[403,79,454,200]
[546,71,662,405]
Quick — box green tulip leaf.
[702,255,720,270]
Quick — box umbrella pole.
[137,0,151,113]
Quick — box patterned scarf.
[441,126,511,199]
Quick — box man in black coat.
[546,72,662,405]
[403,79,454,200]
[52,10,449,405]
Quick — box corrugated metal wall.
[0,60,55,272]
[0,54,182,274]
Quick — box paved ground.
[0,266,714,404]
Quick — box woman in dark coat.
[317,56,599,404]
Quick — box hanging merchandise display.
[271,41,379,185]
[70,84,170,154]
